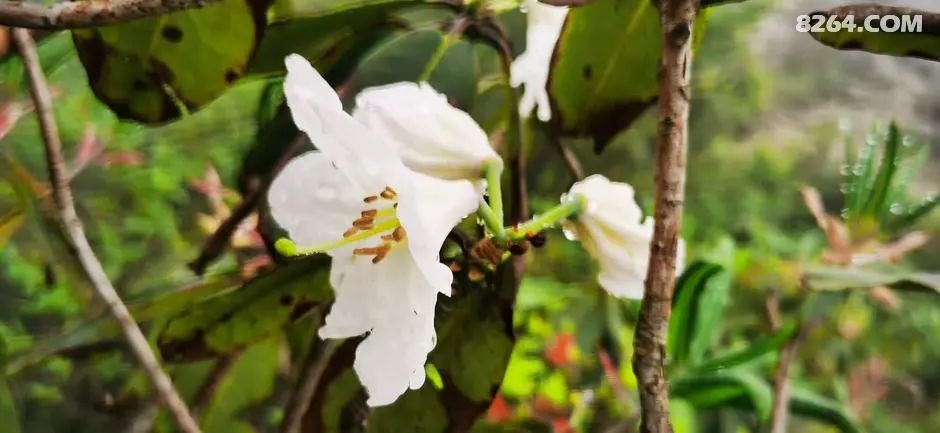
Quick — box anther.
[380,187,397,199]
[372,245,391,264]
[343,227,358,238]
[364,195,379,203]
[392,226,406,241]
[354,247,383,256]
[361,209,378,218]
[353,217,374,229]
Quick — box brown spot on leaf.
[582,65,593,79]
[161,25,183,43]
[225,69,239,83]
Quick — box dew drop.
[889,203,904,215]
[562,226,579,241]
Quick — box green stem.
[484,161,505,233]
[506,198,583,241]
[477,201,505,239]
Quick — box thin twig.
[12,28,202,433]
[631,0,698,432]
[549,132,584,181]
[0,0,219,30]
[768,320,814,433]
[280,338,342,433]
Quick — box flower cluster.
[268,50,681,406]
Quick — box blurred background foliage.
[1,0,939,432]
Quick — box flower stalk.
[507,198,582,241]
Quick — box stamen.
[354,247,384,256]
[380,186,397,199]
[372,244,391,264]
[381,233,395,241]
[342,227,358,238]
[361,209,378,218]
[364,195,379,203]
[353,217,374,229]
[392,226,406,241]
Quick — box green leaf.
[670,370,774,422]
[809,6,940,62]
[0,377,20,433]
[694,321,798,373]
[158,257,331,361]
[367,384,447,433]
[863,122,901,217]
[431,291,514,402]
[668,261,727,366]
[248,0,423,76]
[201,337,281,433]
[550,0,707,149]
[803,265,940,294]
[789,387,859,433]
[72,0,269,123]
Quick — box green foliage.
[158,257,331,360]
[668,261,731,366]
[368,384,447,433]
[200,338,281,433]
[804,265,940,294]
[72,0,269,122]
[432,291,514,402]
[0,376,21,433]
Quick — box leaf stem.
[477,201,505,239]
[418,15,470,82]
[484,160,505,234]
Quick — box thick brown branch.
[12,28,202,433]
[631,1,698,432]
[0,0,218,30]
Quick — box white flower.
[510,0,568,121]
[353,82,502,181]
[269,54,490,406]
[563,175,684,299]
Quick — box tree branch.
[11,28,202,433]
[280,337,341,433]
[0,0,218,30]
[631,0,698,432]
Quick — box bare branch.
[631,0,698,432]
[0,0,218,30]
[281,337,342,433]
[11,28,202,433]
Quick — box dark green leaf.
[694,321,798,373]
[809,6,940,62]
[158,257,332,361]
[550,0,706,149]
[668,261,726,366]
[248,0,424,76]
[367,384,447,433]
[431,291,513,402]
[789,387,860,433]
[200,338,281,433]
[670,370,773,422]
[72,0,270,123]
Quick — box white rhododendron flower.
[354,82,502,181]
[510,0,568,121]
[563,175,684,299]
[269,54,497,406]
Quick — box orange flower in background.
[544,332,575,368]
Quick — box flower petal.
[284,55,403,193]
[353,82,501,180]
[395,171,481,295]
[319,247,439,406]
[268,152,364,249]
[511,0,568,121]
